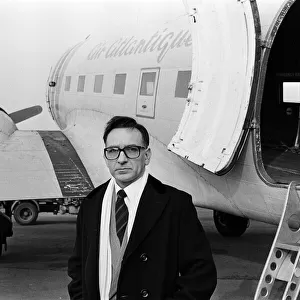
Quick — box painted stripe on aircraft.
[38,131,94,197]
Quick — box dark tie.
[115,189,128,245]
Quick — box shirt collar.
[114,170,148,202]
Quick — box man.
[68,116,217,300]
[0,210,13,256]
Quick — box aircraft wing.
[0,109,94,201]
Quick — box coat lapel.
[123,175,168,262]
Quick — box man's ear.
[145,148,152,165]
[103,153,109,167]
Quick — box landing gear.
[213,210,250,237]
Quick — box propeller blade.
[9,105,43,124]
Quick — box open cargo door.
[168,0,261,174]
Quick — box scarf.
[99,178,115,300]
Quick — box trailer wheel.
[14,202,38,225]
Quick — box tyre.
[213,210,250,237]
[14,202,38,225]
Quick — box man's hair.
[103,116,150,147]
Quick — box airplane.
[0,0,300,242]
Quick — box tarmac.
[0,209,282,300]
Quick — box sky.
[0,0,113,130]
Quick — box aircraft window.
[175,70,191,98]
[94,75,104,93]
[283,82,300,103]
[65,76,71,92]
[77,75,86,92]
[140,72,156,96]
[113,74,126,95]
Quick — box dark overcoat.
[68,174,217,300]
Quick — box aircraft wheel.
[14,202,38,225]
[213,210,249,237]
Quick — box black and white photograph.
[1,0,300,299]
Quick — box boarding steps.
[255,181,300,300]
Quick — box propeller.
[8,105,43,124]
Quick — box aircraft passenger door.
[168,0,261,174]
[136,68,160,118]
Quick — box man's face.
[104,128,151,188]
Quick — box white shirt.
[114,170,148,240]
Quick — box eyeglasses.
[104,145,147,160]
